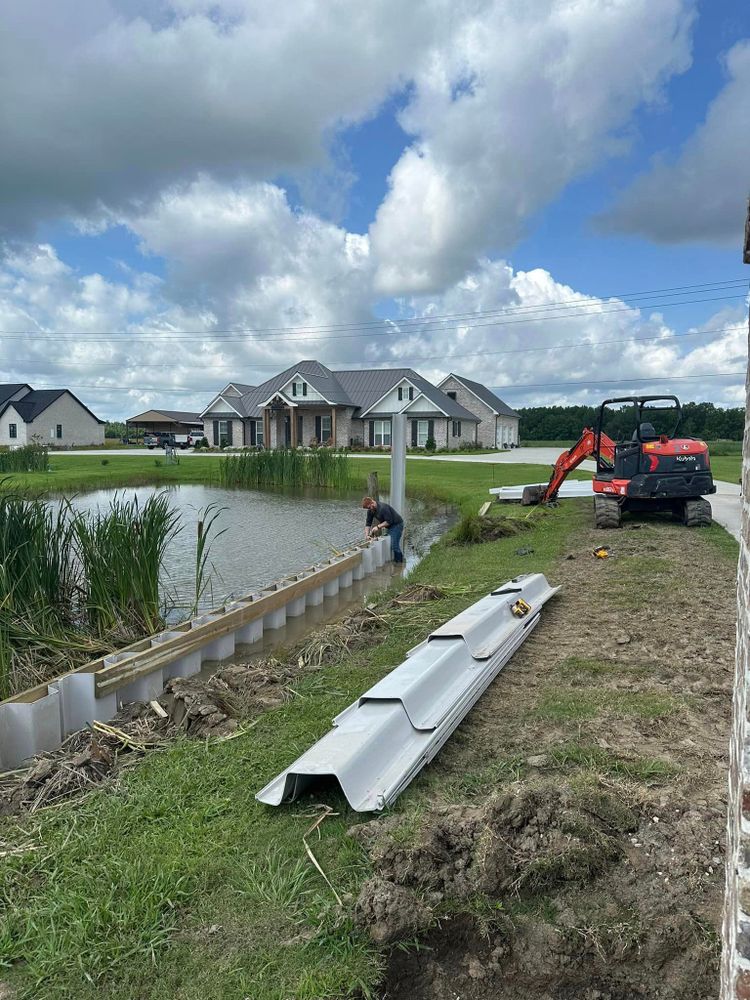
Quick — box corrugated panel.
[256,573,559,812]
[490,481,592,500]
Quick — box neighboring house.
[201,360,517,450]
[0,386,105,447]
[438,373,520,448]
[126,408,204,438]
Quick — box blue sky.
[0,1,748,418]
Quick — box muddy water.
[63,484,453,615]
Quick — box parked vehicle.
[144,434,160,449]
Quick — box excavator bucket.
[521,485,545,506]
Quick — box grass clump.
[452,512,532,545]
[0,443,49,473]
[220,449,353,490]
[534,689,680,722]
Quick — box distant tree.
[105,421,127,439]
[518,402,744,442]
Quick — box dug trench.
[360,516,735,1000]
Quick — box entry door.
[297,414,304,446]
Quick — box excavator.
[521,395,715,528]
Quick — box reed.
[0,490,182,697]
[0,443,49,473]
[219,448,353,490]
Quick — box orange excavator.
[521,395,715,528]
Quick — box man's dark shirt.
[366,501,403,529]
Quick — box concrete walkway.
[52,446,742,542]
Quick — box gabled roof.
[439,374,520,418]
[148,409,202,423]
[1,389,104,424]
[0,384,31,407]
[336,368,477,420]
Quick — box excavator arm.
[521,427,616,505]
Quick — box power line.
[3,320,747,369]
[3,286,748,345]
[7,276,745,339]
[23,370,748,395]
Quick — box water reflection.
[60,485,453,613]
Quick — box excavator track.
[683,498,712,528]
[594,494,622,529]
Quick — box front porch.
[262,397,339,449]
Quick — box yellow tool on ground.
[592,546,610,559]
[511,598,532,618]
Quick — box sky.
[0,0,749,420]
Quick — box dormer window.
[398,385,415,401]
[291,381,308,397]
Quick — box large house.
[0,384,105,448]
[200,361,519,450]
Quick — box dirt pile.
[452,513,533,546]
[0,708,170,816]
[163,658,296,738]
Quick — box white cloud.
[599,40,750,244]
[370,0,695,294]
[0,0,444,233]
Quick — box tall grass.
[0,442,49,473]
[219,448,353,490]
[0,491,182,698]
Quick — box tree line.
[518,401,745,441]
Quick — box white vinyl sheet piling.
[0,540,388,768]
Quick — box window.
[255,420,264,446]
[452,420,462,438]
[373,419,391,447]
[446,390,457,400]
[8,423,16,439]
[417,420,429,447]
[321,415,332,442]
[56,424,63,439]
[219,420,229,445]
[291,381,308,397]
[398,385,414,402]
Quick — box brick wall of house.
[721,320,750,999]
[439,376,498,447]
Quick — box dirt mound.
[389,584,446,605]
[163,658,295,738]
[0,708,170,816]
[451,514,532,546]
[296,605,386,666]
[353,784,633,909]
[362,785,717,1000]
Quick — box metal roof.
[257,573,559,812]
[335,368,478,420]
[441,373,520,418]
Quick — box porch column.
[331,407,337,447]
[290,406,297,448]
[263,409,270,448]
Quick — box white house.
[0,385,105,448]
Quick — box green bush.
[425,437,436,452]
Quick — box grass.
[710,454,741,483]
[0,459,738,999]
[533,689,681,722]
[0,444,49,473]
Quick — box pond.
[62,485,453,615]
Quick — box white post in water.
[391,413,406,517]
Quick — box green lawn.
[0,454,587,509]
[710,454,741,484]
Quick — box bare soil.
[352,517,734,1000]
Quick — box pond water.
[62,485,453,615]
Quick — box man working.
[362,496,404,564]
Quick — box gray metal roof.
[443,373,520,418]
[216,361,491,421]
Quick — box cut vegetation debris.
[0,496,737,1000]
[452,512,533,546]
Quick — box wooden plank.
[93,549,364,696]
